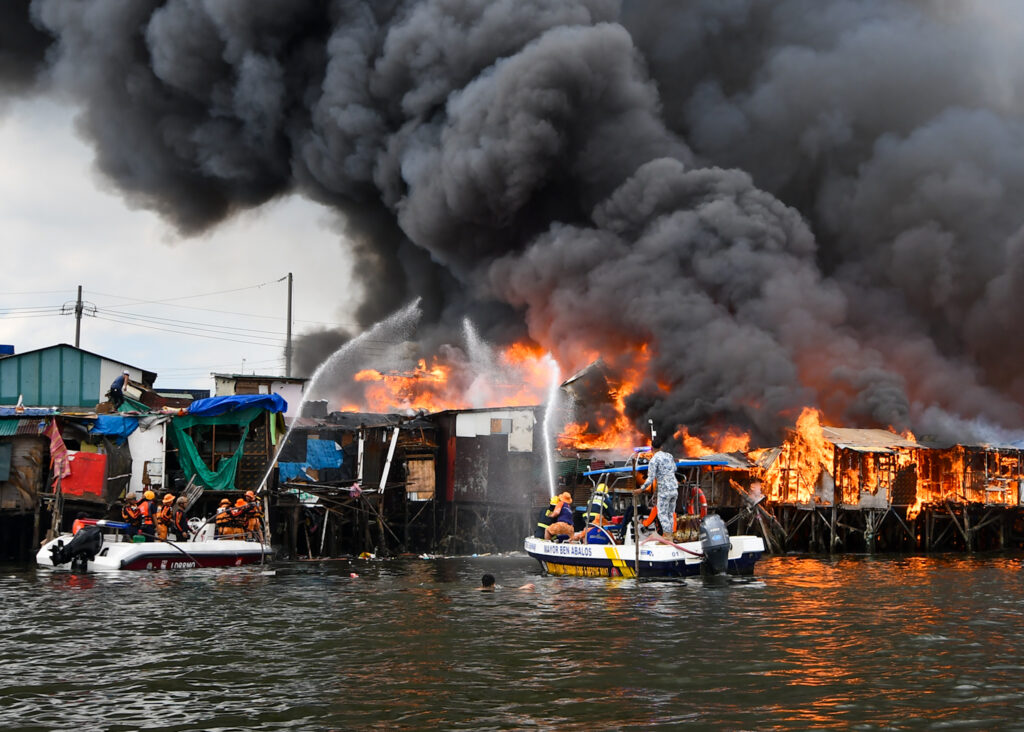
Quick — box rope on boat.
[642,532,705,558]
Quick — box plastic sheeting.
[166,406,265,492]
[187,393,287,417]
[90,415,139,444]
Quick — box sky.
[1,96,360,389]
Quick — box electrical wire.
[92,313,285,348]
[88,277,287,309]
[98,308,289,336]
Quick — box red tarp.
[61,451,107,499]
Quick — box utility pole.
[285,272,293,377]
[74,285,83,347]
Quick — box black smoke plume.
[8,0,1024,445]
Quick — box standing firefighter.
[583,483,613,527]
[244,490,264,542]
[138,490,158,540]
[634,433,678,537]
[156,493,175,540]
[171,495,190,541]
[214,498,232,537]
[121,494,141,535]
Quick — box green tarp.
[166,406,264,491]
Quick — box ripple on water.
[4,554,1024,729]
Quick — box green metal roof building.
[0,344,155,409]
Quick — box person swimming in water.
[478,573,535,591]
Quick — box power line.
[93,313,285,348]
[99,308,289,337]
[87,277,287,310]
[88,288,359,328]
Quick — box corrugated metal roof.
[822,427,918,453]
[0,418,18,437]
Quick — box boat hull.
[524,535,764,578]
[37,534,271,571]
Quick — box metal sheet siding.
[40,348,62,405]
[0,357,18,402]
[0,346,105,407]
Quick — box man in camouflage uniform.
[635,433,678,536]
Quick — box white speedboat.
[37,518,271,571]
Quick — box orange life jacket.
[157,504,173,525]
[138,500,156,525]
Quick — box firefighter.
[121,494,141,535]
[214,498,232,537]
[244,490,264,542]
[138,490,158,539]
[171,495,190,541]
[534,494,560,539]
[229,497,250,537]
[583,483,613,527]
[156,493,175,540]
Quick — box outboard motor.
[699,514,731,575]
[50,526,103,570]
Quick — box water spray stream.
[256,298,424,492]
[542,353,561,498]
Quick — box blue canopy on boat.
[582,459,728,477]
[187,393,287,417]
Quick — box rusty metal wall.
[0,436,45,514]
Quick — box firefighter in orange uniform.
[121,494,141,535]
[229,497,250,537]
[244,490,264,542]
[156,493,175,540]
[214,498,232,537]
[138,490,158,539]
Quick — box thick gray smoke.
[9,0,1024,445]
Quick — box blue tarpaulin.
[187,393,287,417]
[278,463,312,482]
[89,415,139,444]
[279,439,343,483]
[306,439,343,469]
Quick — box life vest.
[583,492,611,525]
[172,507,189,536]
[687,488,708,519]
[122,504,140,523]
[536,496,560,537]
[156,504,173,525]
[138,499,156,525]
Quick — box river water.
[3,552,1024,731]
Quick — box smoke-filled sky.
[5,0,1024,446]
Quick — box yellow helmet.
[596,483,609,494]
[162,493,175,504]
[143,490,156,500]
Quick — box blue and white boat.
[524,458,765,578]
